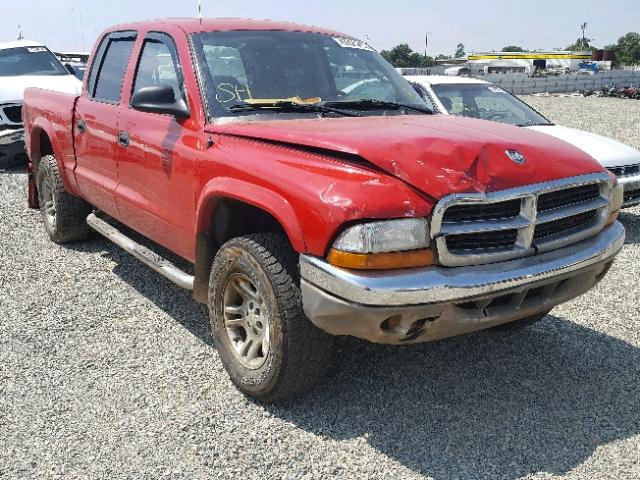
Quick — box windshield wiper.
[229,101,360,117]
[324,99,433,114]
[516,122,555,127]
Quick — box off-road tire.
[209,233,334,402]
[491,310,551,331]
[36,155,92,243]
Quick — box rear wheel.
[36,155,92,243]
[208,233,334,402]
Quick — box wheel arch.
[29,120,76,195]
[193,178,306,303]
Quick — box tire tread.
[38,155,91,243]
[210,232,334,402]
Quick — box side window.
[133,37,182,101]
[92,37,136,103]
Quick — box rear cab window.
[87,31,137,104]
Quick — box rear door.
[115,31,199,261]
[74,31,136,216]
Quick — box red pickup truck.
[23,18,625,401]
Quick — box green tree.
[607,32,640,66]
[454,43,466,58]
[380,43,434,67]
[566,37,594,51]
[502,45,525,52]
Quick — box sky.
[3,0,640,55]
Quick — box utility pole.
[580,22,588,50]
[425,32,431,59]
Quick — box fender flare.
[192,177,306,303]
[195,176,306,252]
[29,118,78,195]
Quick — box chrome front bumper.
[0,128,24,146]
[617,174,640,208]
[300,222,624,344]
[0,128,26,168]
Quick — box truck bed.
[23,87,79,176]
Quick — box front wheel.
[208,233,334,402]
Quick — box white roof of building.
[0,40,45,51]
[405,75,490,86]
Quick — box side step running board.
[86,213,195,290]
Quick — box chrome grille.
[442,199,521,223]
[532,210,599,242]
[3,105,22,123]
[608,164,640,178]
[447,229,519,253]
[624,189,640,205]
[537,184,601,211]
[431,173,613,267]
[0,103,23,127]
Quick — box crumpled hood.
[0,74,81,104]
[528,124,640,169]
[210,115,605,200]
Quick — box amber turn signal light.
[606,209,620,227]
[327,248,434,270]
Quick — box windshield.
[431,83,552,127]
[191,31,427,119]
[0,46,69,77]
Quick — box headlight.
[328,218,432,270]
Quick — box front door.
[115,32,198,261]
[74,31,137,217]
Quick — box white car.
[408,75,640,207]
[0,40,81,168]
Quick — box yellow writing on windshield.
[216,83,253,103]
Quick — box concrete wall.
[483,71,640,95]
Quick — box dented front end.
[211,115,625,342]
[300,220,624,344]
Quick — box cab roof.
[108,17,350,38]
[0,40,45,51]
[405,75,490,86]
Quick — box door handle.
[76,119,86,132]
[118,131,130,147]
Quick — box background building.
[467,50,611,75]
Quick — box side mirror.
[130,85,190,119]
[65,63,75,75]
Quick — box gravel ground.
[1,96,640,480]
[524,95,640,150]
